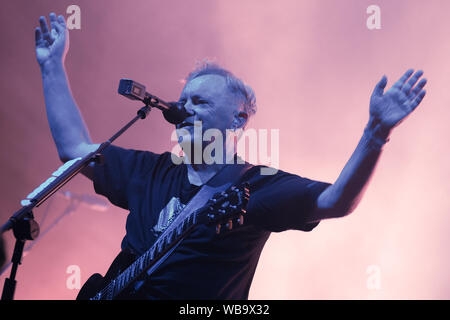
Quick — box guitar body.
[77,273,105,300]
[77,250,137,300]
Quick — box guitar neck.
[93,207,205,300]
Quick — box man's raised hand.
[369,69,427,131]
[35,13,69,67]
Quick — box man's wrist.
[364,117,392,151]
[40,59,65,77]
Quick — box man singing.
[35,13,426,299]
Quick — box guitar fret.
[167,230,174,243]
[164,233,170,245]
[110,282,115,299]
[149,247,155,260]
[105,283,113,300]
[118,274,124,292]
[98,286,107,300]
[143,251,150,266]
[130,264,136,280]
[124,269,129,284]
[127,267,133,282]
[160,237,166,250]
[110,279,116,297]
[139,257,144,271]
[134,263,139,277]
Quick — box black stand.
[1,104,154,300]
[1,212,39,300]
[0,193,91,277]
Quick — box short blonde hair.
[185,60,257,118]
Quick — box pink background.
[1,0,449,299]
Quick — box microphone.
[59,191,110,212]
[118,79,191,124]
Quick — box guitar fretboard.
[93,207,204,300]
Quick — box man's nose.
[183,101,196,116]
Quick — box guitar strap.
[139,160,253,285]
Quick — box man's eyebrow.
[179,93,212,101]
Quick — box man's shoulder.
[100,145,186,178]
[241,163,324,193]
[239,163,291,190]
[106,145,180,164]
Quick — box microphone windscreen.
[163,102,190,125]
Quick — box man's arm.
[306,69,427,223]
[36,13,99,179]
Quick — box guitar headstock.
[197,182,250,234]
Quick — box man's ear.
[233,111,248,129]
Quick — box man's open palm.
[370,69,427,130]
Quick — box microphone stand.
[0,101,157,300]
[0,196,80,277]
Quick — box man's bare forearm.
[310,118,391,221]
[41,61,93,160]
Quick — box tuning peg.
[215,224,221,234]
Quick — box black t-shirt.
[93,145,331,299]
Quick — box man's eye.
[193,98,207,105]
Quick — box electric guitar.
[76,182,250,300]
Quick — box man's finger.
[402,70,424,95]
[49,12,57,23]
[373,75,387,97]
[392,69,414,90]
[409,78,427,99]
[35,27,42,45]
[57,15,66,29]
[49,12,59,33]
[39,16,51,42]
[53,17,65,34]
[410,90,426,111]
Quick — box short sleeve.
[247,168,331,232]
[93,145,158,210]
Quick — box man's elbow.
[332,203,356,218]
[57,142,99,163]
[314,191,359,220]
[320,184,365,217]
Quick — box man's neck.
[182,141,238,186]
[186,162,226,186]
